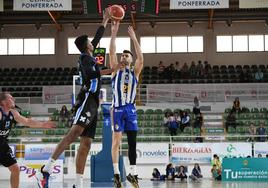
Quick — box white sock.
[113,163,120,174]
[75,173,83,188]
[43,158,55,174]
[130,165,137,176]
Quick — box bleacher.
[223,107,268,141]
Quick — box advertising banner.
[171,143,213,164]
[136,143,169,164]
[146,83,268,103]
[254,142,268,158]
[212,143,252,159]
[222,158,268,181]
[19,160,63,182]
[170,0,229,9]
[25,144,64,160]
[42,86,73,104]
[239,0,268,8]
[13,0,72,11]
[75,143,102,165]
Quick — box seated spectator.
[266,154,268,158]
[166,163,176,180]
[180,111,190,132]
[174,111,181,125]
[258,154,262,158]
[163,112,170,127]
[193,112,203,131]
[166,63,176,81]
[232,97,241,113]
[59,105,70,127]
[225,111,236,132]
[168,112,178,136]
[158,61,165,78]
[212,154,221,170]
[247,122,256,142]
[203,61,212,77]
[256,121,266,142]
[211,164,222,181]
[189,163,203,181]
[174,61,181,77]
[196,60,204,78]
[189,61,197,78]
[254,68,263,82]
[181,62,189,79]
[151,168,165,181]
[176,165,187,181]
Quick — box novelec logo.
[136,149,167,158]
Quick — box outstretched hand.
[111,21,120,36]
[43,121,56,129]
[128,25,137,40]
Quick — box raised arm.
[128,26,144,77]
[11,109,55,129]
[91,8,110,48]
[109,21,120,71]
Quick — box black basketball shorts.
[72,91,99,139]
[0,143,17,167]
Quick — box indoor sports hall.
[0,0,268,188]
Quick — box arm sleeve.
[81,56,100,80]
[91,25,105,49]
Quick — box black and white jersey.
[0,108,16,144]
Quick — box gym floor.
[1,179,268,188]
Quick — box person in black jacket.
[39,9,120,188]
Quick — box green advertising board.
[222,158,268,181]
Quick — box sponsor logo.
[114,109,123,113]
[79,116,86,122]
[20,165,61,175]
[0,130,10,136]
[86,111,91,117]
[136,149,168,158]
[243,160,248,167]
[227,144,236,153]
[115,124,119,130]
[172,147,212,154]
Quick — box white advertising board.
[136,143,169,164]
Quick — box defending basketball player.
[0,92,55,188]
[109,21,144,188]
[38,8,121,188]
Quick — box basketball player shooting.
[109,21,144,188]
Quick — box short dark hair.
[123,50,133,57]
[75,35,88,53]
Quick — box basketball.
[109,5,125,21]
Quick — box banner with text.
[171,143,213,164]
[239,0,268,8]
[75,143,102,165]
[146,83,268,103]
[43,86,73,104]
[25,144,64,160]
[13,0,72,11]
[222,158,268,181]
[170,0,229,9]
[136,143,169,164]
[212,143,252,159]
[254,142,268,158]
[19,160,63,182]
